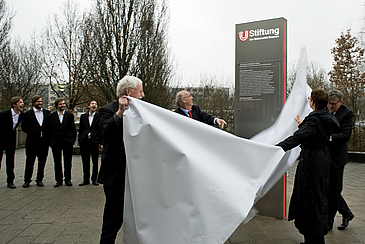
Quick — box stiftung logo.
[238,28,280,42]
[238,31,249,42]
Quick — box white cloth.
[122,47,311,244]
[123,99,287,244]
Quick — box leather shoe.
[36,181,44,187]
[79,181,90,186]
[54,182,63,187]
[338,214,354,230]
[7,183,16,189]
[22,182,30,188]
[92,182,99,186]
[65,180,73,186]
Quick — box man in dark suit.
[0,96,24,189]
[22,95,50,188]
[46,98,76,187]
[327,90,354,231]
[78,100,100,186]
[174,90,227,128]
[98,75,144,244]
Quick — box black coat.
[78,112,101,146]
[328,105,353,168]
[46,111,77,147]
[175,105,216,125]
[277,110,339,237]
[97,101,126,187]
[0,109,23,147]
[22,108,51,146]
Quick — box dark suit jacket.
[97,101,126,187]
[175,105,216,125]
[22,108,50,146]
[78,112,100,146]
[46,111,77,147]
[328,105,353,168]
[0,109,23,146]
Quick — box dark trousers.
[24,139,49,182]
[80,140,99,183]
[328,165,352,227]
[100,185,125,244]
[304,234,325,244]
[51,143,73,182]
[338,195,352,218]
[0,143,16,183]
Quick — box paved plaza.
[0,148,364,244]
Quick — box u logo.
[238,31,249,42]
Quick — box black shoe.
[22,182,30,188]
[92,182,99,186]
[79,181,90,186]
[65,180,73,186]
[36,181,44,187]
[54,182,63,187]
[7,183,16,189]
[338,214,354,230]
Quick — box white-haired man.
[97,75,144,244]
[175,90,227,129]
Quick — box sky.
[8,0,365,86]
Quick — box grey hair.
[328,90,344,101]
[116,76,143,98]
[176,90,187,107]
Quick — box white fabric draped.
[122,47,311,244]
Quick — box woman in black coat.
[277,89,339,244]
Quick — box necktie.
[188,110,193,119]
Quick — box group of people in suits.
[0,95,101,189]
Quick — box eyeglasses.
[328,100,341,106]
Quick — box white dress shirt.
[57,111,64,123]
[88,112,95,126]
[33,107,44,126]
[11,108,20,130]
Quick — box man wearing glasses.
[174,90,227,129]
[327,90,354,231]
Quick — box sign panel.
[235,18,287,138]
[235,18,287,219]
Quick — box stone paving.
[0,148,364,244]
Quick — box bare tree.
[84,0,175,107]
[133,0,174,108]
[0,0,13,50]
[41,0,89,110]
[0,40,44,110]
[83,0,143,104]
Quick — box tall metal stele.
[235,18,287,219]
